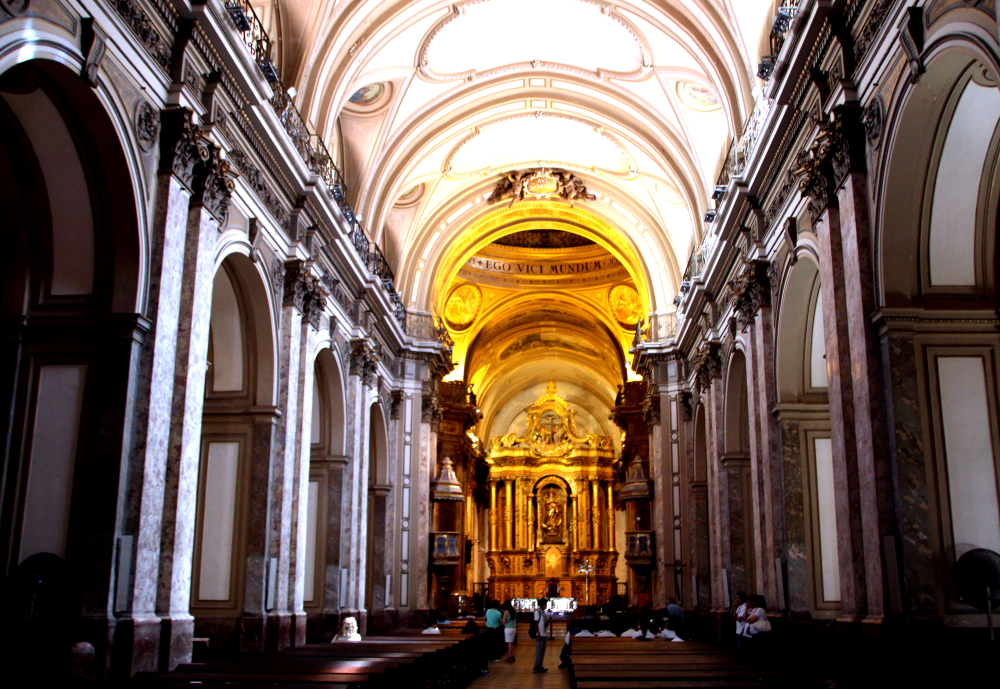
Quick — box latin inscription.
[467,255,620,275]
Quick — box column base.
[110,614,161,678]
[159,614,194,671]
[265,611,293,651]
[293,611,307,646]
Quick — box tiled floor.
[470,626,569,689]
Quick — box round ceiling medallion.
[445,284,482,329]
[609,284,642,326]
[677,81,721,111]
[348,83,385,106]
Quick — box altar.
[485,383,618,604]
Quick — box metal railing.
[223,0,276,79]
[222,0,409,333]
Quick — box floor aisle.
[469,628,569,689]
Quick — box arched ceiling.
[273,0,776,308]
[270,0,777,437]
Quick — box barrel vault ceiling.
[267,0,777,435]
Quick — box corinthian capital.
[350,340,380,388]
[728,260,770,328]
[159,108,209,192]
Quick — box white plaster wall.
[937,357,1000,558]
[929,80,1000,286]
[813,437,839,602]
[19,364,87,562]
[210,269,245,392]
[304,480,320,603]
[198,441,240,600]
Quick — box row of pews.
[569,638,824,689]
[134,634,488,689]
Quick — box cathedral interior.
[1,0,999,685]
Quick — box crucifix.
[577,558,595,605]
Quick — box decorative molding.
[390,390,403,420]
[81,18,108,87]
[416,0,652,84]
[320,270,355,318]
[159,108,209,192]
[444,112,637,180]
[228,146,291,231]
[195,147,237,222]
[642,392,660,426]
[486,167,597,207]
[282,260,328,328]
[108,0,172,71]
[0,0,30,16]
[134,100,159,153]
[728,260,770,329]
[690,341,722,391]
[351,340,380,388]
[853,0,893,65]
[862,96,884,150]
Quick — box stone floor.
[470,626,569,689]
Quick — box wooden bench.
[134,634,484,689]
[568,637,824,689]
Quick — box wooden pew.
[568,637,824,689]
[134,633,484,689]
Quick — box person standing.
[533,598,549,673]
[502,601,517,662]
[485,600,503,661]
[731,591,748,652]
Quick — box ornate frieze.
[321,270,355,317]
[228,147,291,231]
[350,340,380,388]
[853,0,893,64]
[107,0,172,70]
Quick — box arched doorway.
[191,254,276,650]
[878,48,1000,620]
[0,59,142,668]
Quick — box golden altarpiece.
[485,383,618,603]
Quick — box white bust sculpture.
[334,616,362,642]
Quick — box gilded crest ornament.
[487,168,597,207]
[609,284,642,326]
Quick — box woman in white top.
[741,595,770,649]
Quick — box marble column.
[342,341,377,626]
[836,170,897,622]
[646,387,669,607]
[290,306,321,645]
[705,378,726,610]
[743,326,774,606]
[155,192,226,668]
[121,110,202,675]
[416,390,439,613]
[815,200,867,620]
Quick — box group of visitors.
[730,591,771,651]
[556,602,691,668]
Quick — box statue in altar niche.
[539,485,565,544]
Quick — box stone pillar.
[417,388,440,614]
[342,341,377,626]
[836,170,897,622]
[569,494,577,551]
[121,108,204,675]
[704,373,726,611]
[815,200,866,620]
[288,277,325,644]
[645,385,669,607]
[798,106,897,621]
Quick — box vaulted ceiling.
[267,0,777,435]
